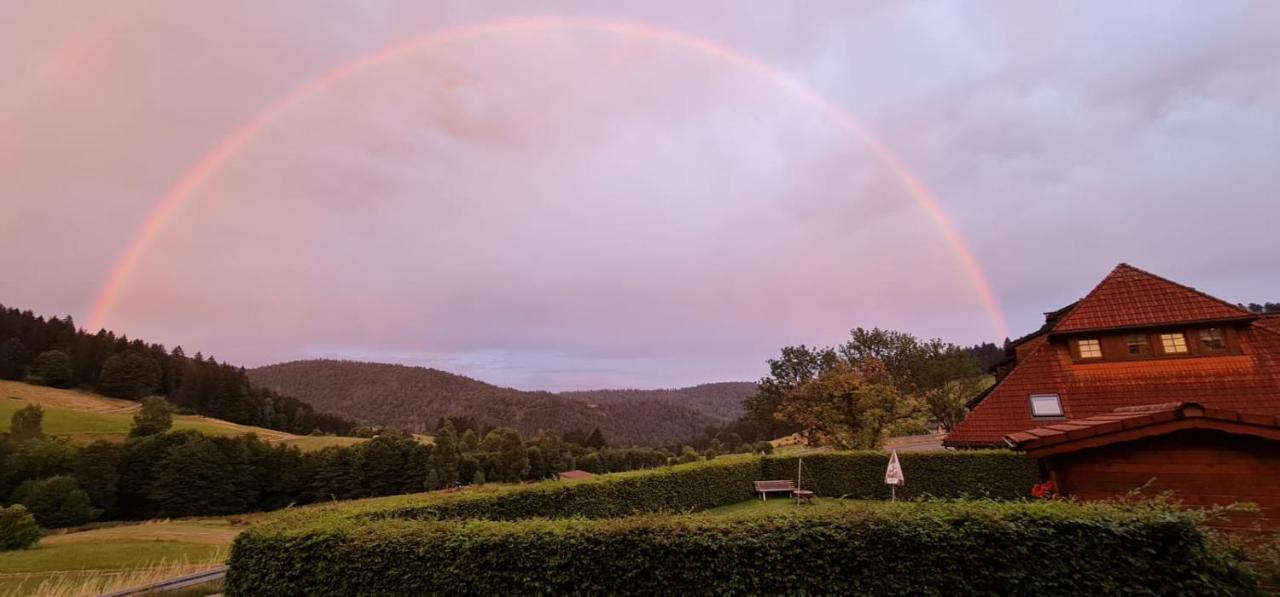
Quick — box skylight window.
[1029,394,1063,418]
[1160,333,1189,354]
[1076,338,1103,359]
[1199,328,1226,353]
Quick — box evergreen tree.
[360,432,416,497]
[0,338,28,381]
[585,428,606,449]
[9,404,44,442]
[459,429,479,453]
[424,422,460,489]
[97,352,161,399]
[490,428,529,482]
[30,350,73,388]
[129,397,173,437]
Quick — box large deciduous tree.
[775,360,927,449]
[129,397,173,437]
[30,350,73,388]
[97,352,161,399]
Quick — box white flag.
[884,449,905,486]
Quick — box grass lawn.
[704,497,881,518]
[0,518,238,596]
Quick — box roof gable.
[1051,263,1252,333]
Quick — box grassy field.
[0,380,411,450]
[704,497,878,518]
[0,518,239,596]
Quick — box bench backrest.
[753,480,796,491]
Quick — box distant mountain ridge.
[247,360,755,447]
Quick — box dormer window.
[1199,328,1227,353]
[1076,338,1103,359]
[1160,332,1189,354]
[1125,334,1151,356]
[1029,393,1063,418]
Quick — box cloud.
[1,1,1277,389]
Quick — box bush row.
[227,500,1257,596]
[761,450,1040,500]
[332,450,1038,524]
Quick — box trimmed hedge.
[297,451,1037,526]
[762,450,1039,500]
[228,500,1257,595]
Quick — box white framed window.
[1029,393,1063,418]
[1076,338,1103,359]
[1160,333,1188,354]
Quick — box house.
[558,469,594,481]
[946,264,1280,525]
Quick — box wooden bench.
[753,480,796,500]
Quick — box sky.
[1,1,1278,391]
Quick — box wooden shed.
[1006,402,1280,530]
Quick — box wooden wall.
[1047,429,1280,530]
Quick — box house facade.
[946,264,1280,526]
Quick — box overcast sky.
[2,1,1277,390]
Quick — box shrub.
[12,476,96,528]
[0,505,40,551]
[228,500,1257,595]
[760,450,1039,500]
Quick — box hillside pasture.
[0,380,358,450]
[0,518,238,596]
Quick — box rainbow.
[86,16,1009,339]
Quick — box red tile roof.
[946,265,1280,447]
[558,470,594,481]
[1051,263,1252,333]
[1004,402,1280,456]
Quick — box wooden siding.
[1047,429,1280,530]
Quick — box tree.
[775,361,927,450]
[96,352,161,399]
[360,431,416,497]
[73,441,124,519]
[0,505,40,551]
[148,436,253,517]
[914,342,986,431]
[459,429,479,453]
[0,338,28,381]
[585,428,606,449]
[12,476,96,528]
[129,397,173,437]
[30,350,73,388]
[424,422,460,489]
[9,404,44,442]
[485,428,529,482]
[743,345,839,439]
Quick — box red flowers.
[1031,480,1057,499]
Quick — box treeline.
[1243,302,1280,313]
[0,304,355,435]
[0,403,757,528]
[248,360,755,446]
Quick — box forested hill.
[560,382,753,421]
[0,304,355,435]
[247,360,756,447]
